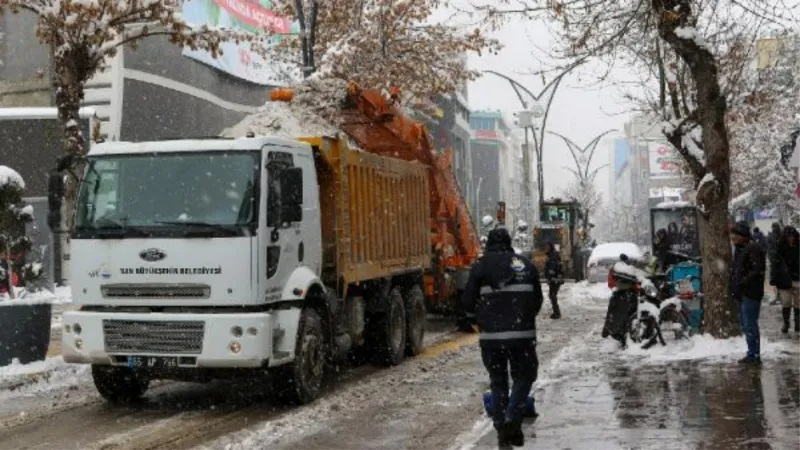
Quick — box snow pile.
[566,280,612,308]
[1,286,72,306]
[623,334,792,364]
[0,165,25,189]
[0,355,89,400]
[222,78,349,140]
[587,242,642,266]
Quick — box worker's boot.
[794,308,800,333]
[550,302,561,319]
[782,308,791,334]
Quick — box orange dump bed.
[300,137,431,287]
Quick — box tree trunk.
[698,190,738,337]
[53,53,88,233]
[654,0,739,338]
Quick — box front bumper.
[62,311,274,369]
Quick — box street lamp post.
[549,129,615,229]
[483,65,580,222]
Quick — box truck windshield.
[75,151,259,238]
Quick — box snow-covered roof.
[0,165,25,189]
[88,136,304,156]
[729,190,754,209]
[655,200,692,208]
[0,107,97,120]
[588,242,642,266]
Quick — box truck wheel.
[373,288,406,366]
[274,308,325,405]
[91,365,149,404]
[405,285,426,356]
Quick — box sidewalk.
[468,305,800,450]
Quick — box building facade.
[469,110,523,227]
[404,88,474,219]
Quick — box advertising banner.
[473,129,499,140]
[648,142,681,178]
[181,0,299,86]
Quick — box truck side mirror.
[280,168,303,223]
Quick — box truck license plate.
[127,356,178,369]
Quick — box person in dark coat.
[460,227,543,449]
[543,242,563,319]
[752,227,767,250]
[730,221,767,365]
[653,228,672,272]
[767,222,784,305]
[772,226,800,333]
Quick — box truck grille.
[103,320,205,354]
[101,284,211,299]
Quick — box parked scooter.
[602,254,666,349]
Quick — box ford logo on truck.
[139,248,166,262]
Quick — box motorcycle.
[602,254,666,349]
[608,253,701,344]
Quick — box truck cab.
[63,137,325,401]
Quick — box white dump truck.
[62,134,432,404]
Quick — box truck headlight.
[229,341,242,354]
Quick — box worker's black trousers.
[480,338,539,430]
[548,282,561,316]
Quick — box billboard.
[181,0,299,86]
[473,129,499,140]
[613,138,629,178]
[648,142,681,178]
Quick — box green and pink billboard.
[181,0,300,86]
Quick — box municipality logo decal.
[510,257,525,272]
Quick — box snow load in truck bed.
[221,78,350,139]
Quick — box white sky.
[466,16,636,202]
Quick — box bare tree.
[0,0,259,225]
[561,178,602,231]
[476,0,794,338]
[269,0,502,97]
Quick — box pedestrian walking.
[752,227,767,250]
[772,226,800,334]
[543,242,563,319]
[768,222,784,305]
[460,227,543,449]
[730,221,767,365]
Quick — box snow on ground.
[0,356,90,400]
[565,281,611,309]
[619,334,794,364]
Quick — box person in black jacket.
[767,222,784,305]
[730,221,767,365]
[461,227,543,449]
[773,226,800,333]
[543,242,563,319]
